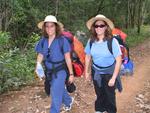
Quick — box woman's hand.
[68,75,74,83]
[108,55,122,87]
[108,77,116,87]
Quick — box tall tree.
[55,0,59,16]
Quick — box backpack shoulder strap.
[107,38,113,55]
[89,39,93,49]
[113,35,124,46]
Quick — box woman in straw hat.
[35,15,74,113]
[85,14,122,113]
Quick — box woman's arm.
[36,53,44,63]
[108,55,122,87]
[65,52,74,83]
[85,54,92,80]
[35,53,45,79]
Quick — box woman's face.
[45,22,56,36]
[94,20,107,36]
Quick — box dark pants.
[93,74,117,113]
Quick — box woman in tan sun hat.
[84,14,122,113]
[35,15,74,113]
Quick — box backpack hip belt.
[93,61,115,69]
[44,60,67,81]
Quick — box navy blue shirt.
[35,36,71,69]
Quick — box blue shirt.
[85,38,122,67]
[35,36,71,69]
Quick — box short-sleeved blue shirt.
[85,38,122,67]
[35,36,71,69]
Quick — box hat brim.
[37,21,62,29]
[86,17,114,30]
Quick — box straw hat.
[37,15,61,29]
[86,14,114,30]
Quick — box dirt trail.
[0,39,150,113]
[117,52,150,113]
[117,39,150,113]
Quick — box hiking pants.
[50,70,72,113]
[93,74,117,113]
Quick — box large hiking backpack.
[73,36,85,65]
[61,31,85,77]
[62,31,85,65]
[112,28,129,60]
[112,28,127,42]
[110,35,130,62]
[112,35,134,75]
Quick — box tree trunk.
[126,0,130,29]
[137,0,142,33]
[141,0,147,25]
[0,16,2,31]
[130,0,137,28]
[55,0,59,16]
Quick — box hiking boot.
[63,97,74,111]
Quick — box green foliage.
[0,31,11,49]
[125,26,150,47]
[0,48,36,94]
[0,33,39,94]
[1,0,150,49]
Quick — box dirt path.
[0,39,150,113]
[117,49,150,113]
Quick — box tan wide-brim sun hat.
[37,15,62,29]
[86,14,114,30]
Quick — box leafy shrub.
[0,33,40,94]
[0,31,11,51]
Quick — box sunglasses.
[46,48,51,58]
[94,24,106,28]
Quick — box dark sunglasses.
[94,24,106,28]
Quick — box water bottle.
[35,62,45,80]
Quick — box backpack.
[112,35,130,62]
[61,31,85,77]
[112,28,127,42]
[73,36,85,65]
[62,31,85,65]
